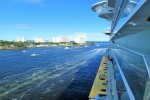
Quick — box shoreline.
[0,45,88,50]
[0,41,96,50]
[0,47,26,50]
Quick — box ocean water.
[0,43,108,100]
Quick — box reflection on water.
[0,44,108,100]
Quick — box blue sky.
[0,0,109,41]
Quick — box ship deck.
[89,56,108,99]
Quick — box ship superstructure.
[89,0,150,100]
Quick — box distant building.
[53,36,70,43]
[45,40,49,42]
[75,35,86,44]
[16,37,26,42]
[26,40,34,42]
[34,38,45,42]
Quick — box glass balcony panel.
[143,76,150,100]
[111,43,148,100]
[112,0,143,34]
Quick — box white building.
[34,38,45,42]
[53,36,69,43]
[16,37,26,42]
[75,35,86,44]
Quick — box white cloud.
[86,33,110,41]
[70,33,110,41]
[9,24,32,29]
[24,0,43,3]
[14,0,44,5]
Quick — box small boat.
[52,45,57,46]
[31,54,39,57]
[96,44,100,46]
[43,50,48,52]
[37,45,49,47]
[27,46,33,48]
[36,45,43,48]
[22,50,27,53]
[64,47,69,49]
[85,46,88,47]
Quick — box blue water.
[0,43,108,100]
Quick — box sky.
[0,0,110,41]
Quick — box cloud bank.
[8,24,32,29]
[14,0,44,5]
[65,33,110,41]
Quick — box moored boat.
[31,54,39,57]
[64,47,69,49]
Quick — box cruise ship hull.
[90,0,150,100]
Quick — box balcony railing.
[92,0,113,21]
[110,43,150,100]
[111,0,147,38]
